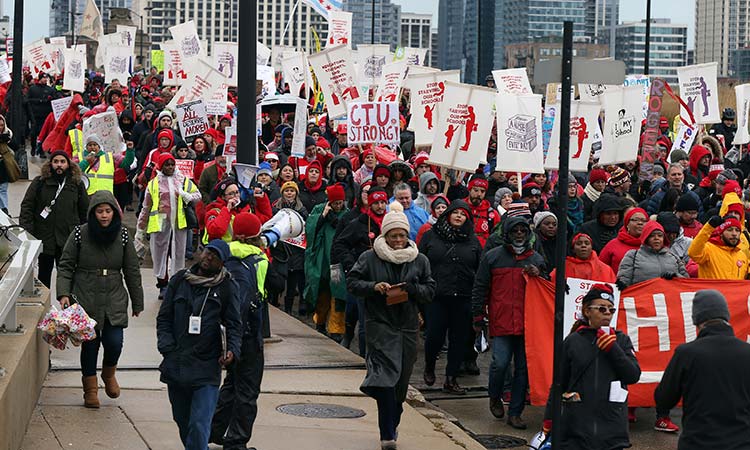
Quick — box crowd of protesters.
[8,65,750,450]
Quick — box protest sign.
[734,84,750,146]
[169,21,204,68]
[176,100,209,138]
[624,75,650,119]
[79,0,104,41]
[51,96,73,121]
[168,59,227,109]
[257,65,277,99]
[374,60,408,102]
[404,70,460,147]
[327,11,353,48]
[599,86,646,165]
[48,37,67,75]
[495,94,544,173]
[63,48,86,92]
[291,98,309,157]
[492,68,533,95]
[308,45,362,119]
[213,42,238,87]
[0,58,10,84]
[24,39,54,77]
[116,25,137,51]
[525,277,750,407]
[578,83,614,104]
[669,124,698,161]
[283,233,307,249]
[83,111,125,154]
[394,47,428,66]
[205,83,229,116]
[257,41,272,66]
[545,101,600,172]
[175,159,195,179]
[408,65,439,76]
[271,45,294,72]
[678,62,719,124]
[347,102,400,146]
[162,41,188,86]
[281,51,309,97]
[544,83,575,105]
[356,44,391,87]
[234,163,259,188]
[429,82,496,172]
[542,104,557,158]
[104,45,132,83]
[151,50,164,72]
[640,78,667,180]
[95,33,120,68]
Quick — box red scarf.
[304,176,323,192]
[616,228,642,247]
[366,209,385,229]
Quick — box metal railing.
[0,210,42,332]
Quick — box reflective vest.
[146,177,197,234]
[86,152,115,195]
[68,129,84,163]
[202,213,235,245]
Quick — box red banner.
[525,277,750,407]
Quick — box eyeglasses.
[224,190,240,198]
[587,305,616,314]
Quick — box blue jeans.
[0,182,8,211]
[80,318,124,376]
[168,384,220,450]
[488,335,528,417]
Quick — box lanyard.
[48,178,66,207]
[193,287,212,317]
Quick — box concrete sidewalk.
[21,307,485,450]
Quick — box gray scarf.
[183,266,229,287]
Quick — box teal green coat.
[303,203,347,306]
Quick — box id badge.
[40,206,51,219]
[188,316,202,334]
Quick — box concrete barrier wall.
[0,290,50,450]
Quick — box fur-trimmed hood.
[40,157,83,183]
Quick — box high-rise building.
[146,0,239,54]
[51,0,138,38]
[615,19,687,85]
[696,0,750,77]
[343,0,401,50]
[430,28,439,68]
[400,13,432,66]
[463,0,494,85]
[255,0,326,53]
[437,0,465,72]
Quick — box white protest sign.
[162,41,188,86]
[281,52,309,97]
[205,83,229,116]
[234,163,259,188]
[327,11,353,48]
[308,45,363,119]
[169,21,204,68]
[257,65,276,99]
[175,159,195,179]
[48,38,67,75]
[168,59,227,109]
[356,44,390,87]
[104,45,132,83]
[224,126,237,157]
[0,58,10,84]
[257,41,272,66]
[116,25,137,51]
[347,102,400,146]
[429,82,496,172]
[176,100,210,138]
[51,96,73,121]
[95,33,120,68]
[24,39,54,77]
[492,68,533,95]
[374,60,408,102]
[734,84,750,146]
[545,101,600,172]
[408,65,440,76]
[395,47,428,66]
[678,62,720,124]
[578,83,614,104]
[290,98,309,157]
[403,70,461,146]
[668,124,698,160]
[212,42,238,87]
[257,105,263,137]
[564,278,620,339]
[624,75,651,119]
[63,48,86,92]
[495,94,544,173]
[599,86,646,165]
[83,111,126,153]
[271,45,294,72]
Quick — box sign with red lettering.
[162,41,188,86]
[347,102,400,146]
[374,60,407,102]
[24,39,54,77]
[175,159,195,179]
[308,45,361,118]
[176,100,209,138]
[639,78,667,181]
[545,100,600,172]
[404,70,461,147]
[327,11,352,48]
[492,68,533,95]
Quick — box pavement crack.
[39,409,65,449]
[119,406,153,450]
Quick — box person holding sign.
[347,202,435,450]
[79,134,135,196]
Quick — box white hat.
[382,202,410,235]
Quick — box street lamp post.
[644,0,651,75]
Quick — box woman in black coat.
[418,200,482,394]
[347,202,435,450]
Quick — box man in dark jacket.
[26,73,55,157]
[329,155,358,208]
[471,216,545,429]
[646,163,702,215]
[331,187,388,275]
[157,239,242,450]
[655,289,750,450]
[579,193,625,253]
[19,150,88,287]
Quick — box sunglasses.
[588,305,616,314]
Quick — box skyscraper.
[343,0,401,50]
[146,0,239,54]
[437,0,465,72]
[400,13,432,66]
[256,0,326,53]
[695,0,750,77]
[615,19,687,85]
[463,0,494,84]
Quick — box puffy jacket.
[688,222,750,279]
[414,171,440,212]
[617,246,688,286]
[550,252,616,284]
[599,230,641,274]
[329,155,358,208]
[544,327,641,450]
[471,217,546,336]
[647,182,702,216]
[204,195,273,242]
[688,145,711,180]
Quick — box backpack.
[236,254,265,312]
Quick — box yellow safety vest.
[86,152,115,195]
[146,176,197,234]
[228,241,270,298]
[202,213,234,245]
[68,129,84,163]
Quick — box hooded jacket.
[329,155,358,208]
[689,145,711,180]
[550,251,616,284]
[579,193,624,253]
[688,221,750,279]
[414,171,440,212]
[599,208,647,273]
[617,221,688,286]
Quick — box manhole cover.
[474,434,527,449]
[276,403,366,419]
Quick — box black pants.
[211,335,264,450]
[424,297,471,377]
[38,246,63,288]
[284,268,306,314]
[371,387,403,441]
[80,318,124,376]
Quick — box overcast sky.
[15,0,695,46]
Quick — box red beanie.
[589,168,609,184]
[156,152,175,170]
[414,152,430,167]
[158,129,173,145]
[233,212,262,238]
[468,177,489,190]
[316,137,330,149]
[624,207,648,225]
[727,202,744,218]
[307,160,323,174]
[722,180,742,198]
[717,217,742,234]
[326,183,346,202]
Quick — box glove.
[709,215,724,228]
[596,328,617,352]
[639,180,652,197]
[565,283,570,295]
[615,280,627,292]
[661,272,677,280]
[330,263,343,284]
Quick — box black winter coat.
[26,83,55,120]
[331,212,381,273]
[157,267,243,387]
[329,155,358,208]
[579,194,624,253]
[655,322,750,450]
[545,327,641,450]
[298,180,328,213]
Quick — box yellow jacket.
[688,221,749,280]
[719,192,750,258]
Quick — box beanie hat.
[656,212,681,234]
[414,152,430,167]
[381,201,411,235]
[362,147,375,160]
[49,149,71,163]
[368,187,388,205]
[533,211,557,229]
[670,149,689,163]
[158,128,173,143]
[326,183,346,203]
[205,239,231,262]
[624,207,648,226]
[469,176,489,190]
[506,200,532,219]
[522,182,542,198]
[336,124,347,134]
[692,289,730,325]
[373,164,391,179]
[157,110,173,121]
[316,137,330,149]
[213,178,239,198]
[85,134,104,148]
[495,187,514,206]
[582,283,615,306]
[281,181,299,194]
[232,212,262,238]
[305,135,317,148]
[722,180,742,198]
[608,167,630,187]
[264,152,279,161]
[275,124,291,134]
[653,164,665,176]
[716,169,737,185]
[727,203,744,219]
[675,193,700,212]
[589,168,609,184]
[307,159,323,174]
[716,217,742,235]
[156,152,176,170]
[310,126,322,135]
[430,194,449,215]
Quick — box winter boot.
[82,375,100,408]
[101,366,121,398]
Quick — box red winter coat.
[599,229,642,273]
[464,197,498,247]
[204,195,273,241]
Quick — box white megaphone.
[260,208,305,247]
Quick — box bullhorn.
[260,208,305,247]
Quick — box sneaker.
[507,415,527,430]
[654,417,679,433]
[489,397,505,419]
[628,407,637,423]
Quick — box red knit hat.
[727,203,744,219]
[717,217,742,234]
[326,183,346,202]
[414,152,430,167]
[233,212,262,238]
[316,137,330,149]
[157,129,174,147]
[156,152,176,170]
[468,177,489,190]
[589,168,609,184]
[373,165,391,179]
[722,180,742,198]
[307,160,323,174]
